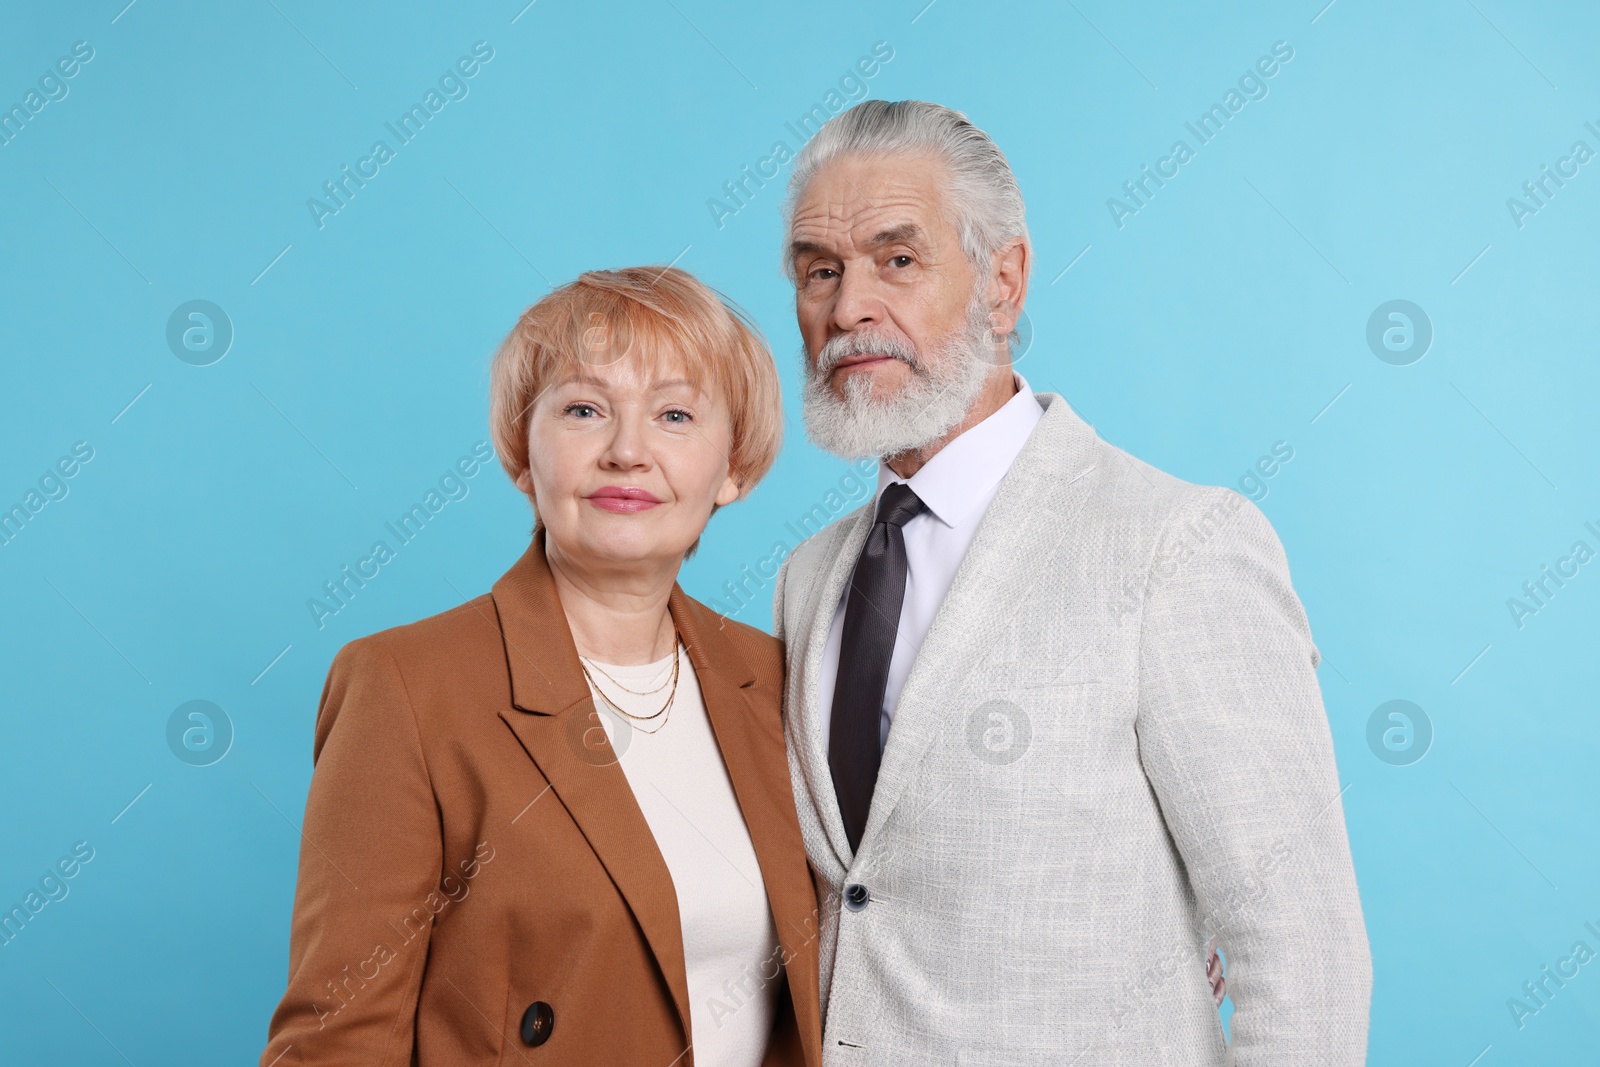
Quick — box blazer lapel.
[675,592,822,1057]
[787,503,875,869]
[491,533,694,1047]
[861,392,1102,848]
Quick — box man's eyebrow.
[788,238,833,263]
[866,223,925,248]
[788,224,925,264]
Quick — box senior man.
[771,99,1371,1065]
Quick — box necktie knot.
[876,481,925,529]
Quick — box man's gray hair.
[781,99,1029,284]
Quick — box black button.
[521,1001,554,1047]
[844,883,869,911]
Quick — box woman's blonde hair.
[489,266,783,510]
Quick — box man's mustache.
[814,332,923,375]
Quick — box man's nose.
[831,268,884,332]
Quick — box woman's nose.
[599,414,650,469]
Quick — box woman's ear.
[714,471,742,507]
[515,468,534,496]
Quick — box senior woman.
[261,266,821,1067]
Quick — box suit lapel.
[492,532,822,1060]
[676,594,822,1055]
[861,392,1102,848]
[787,503,875,869]
[492,533,694,1046]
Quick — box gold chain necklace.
[580,634,681,734]
[580,653,675,696]
[583,654,678,735]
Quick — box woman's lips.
[587,487,662,513]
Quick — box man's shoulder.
[1075,433,1294,601]
[1013,403,1276,560]
[1091,437,1193,504]
[783,499,873,580]
[1025,391,1197,523]
[1021,408,1227,540]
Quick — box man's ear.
[985,236,1031,338]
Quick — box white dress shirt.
[817,372,1045,755]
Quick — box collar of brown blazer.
[490,530,817,1057]
[494,529,758,715]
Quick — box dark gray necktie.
[828,481,925,854]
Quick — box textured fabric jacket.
[261,532,823,1067]
[773,391,1371,1066]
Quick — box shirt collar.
[875,372,1044,529]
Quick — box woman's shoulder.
[314,594,510,755]
[329,593,504,677]
[681,595,783,692]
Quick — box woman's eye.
[662,408,692,424]
[563,403,598,418]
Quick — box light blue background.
[2,1,1597,1063]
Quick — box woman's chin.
[555,523,698,568]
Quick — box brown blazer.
[261,532,822,1067]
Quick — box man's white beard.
[801,297,996,461]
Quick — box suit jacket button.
[844,883,869,911]
[521,1001,554,1047]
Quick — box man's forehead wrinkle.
[793,197,938,256]
[800,190,927,222]
[790,155,950,257]
[832,151,940,206]
[799,163,936,218]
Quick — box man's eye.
[809,267,838,281]
[888,255,913,268]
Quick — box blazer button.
[844,883,869,911]
[521,1001,555,1047]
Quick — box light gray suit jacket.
[773,391,1371,1066]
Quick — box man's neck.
[883,367,1018,479]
